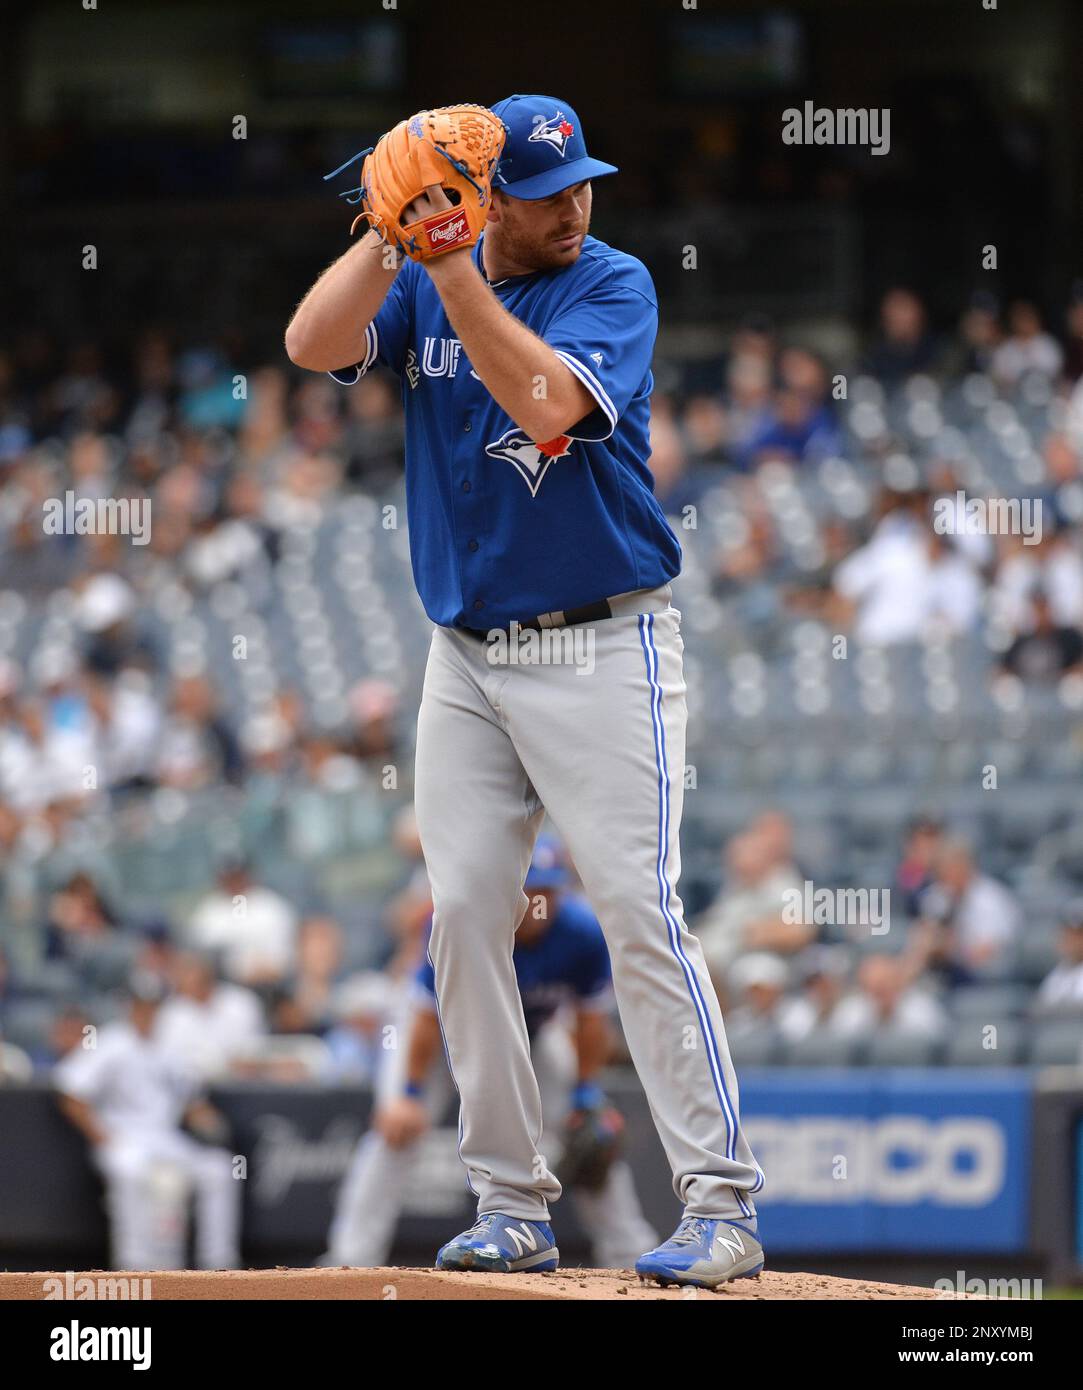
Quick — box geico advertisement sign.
[746,1116,1004,1204]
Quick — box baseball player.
[287,94,764,1288]
[325,837,659,1269]
[54,973,241,1271]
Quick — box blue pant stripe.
[638,614,750,1216]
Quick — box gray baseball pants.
[413,584,763,1226]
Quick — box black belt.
[456,598,613,641]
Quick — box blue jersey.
[414,894,613,1036]
[330,233,681,628]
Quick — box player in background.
[325,837,658,1269]
[54,972,241,1271]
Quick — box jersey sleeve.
[53,1036,112,1103]
[570,918,615,1012]
[544,261,659,442]
[327,264,414,386]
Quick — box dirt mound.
[1,1266,948,1300]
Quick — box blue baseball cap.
[490,94,618,200]
[525,834,569,890]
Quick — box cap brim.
[495,156,618,201]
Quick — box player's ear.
[487,190,506,224]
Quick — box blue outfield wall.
[739,1069,1032,1254]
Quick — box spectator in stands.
[74,572,148,678]
[734,350,840,469]
[85,665,162,792]
[1034,902,1083,1015]
[130,919,177,990]
[156,675,244,789]
[991,300,1063,386]
[723,953,790,1050]
[954,291,1003,376]
[832,492,981,644]
[777,946,852,1044]
[345,677,402,767]
[725,354,774,462]
[832,490,928,644]
[155,951,265,1081]
[694,822,808,994]
[42,871,122,966]
[291,915,347,1028]
[909,839,1020,982]
[342,373,406,489]
[1041,433,1083,531]
[680,393,728,465]
[832,954,947,1043]
[645,392,687,507]
[863,288,939,384]
[991,528,1083,636]
[187,859,299,987]
[999,589,1083,681]
[895,816,945,918]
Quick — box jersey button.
[461,480,472,492]
[473,599,484,611]
[468,539,479,552]
[463,421,472,433]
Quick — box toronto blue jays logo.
[485,428,572,496]
[529,112,576,159]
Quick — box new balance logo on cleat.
[506,1223,539,1257]
[714,1229,746,1261]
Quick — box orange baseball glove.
[328,105,506,262]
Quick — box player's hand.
[402,183,453,225]
[375,1095,429,1148]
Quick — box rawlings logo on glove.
[325,104,507,263]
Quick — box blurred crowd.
[3,279,1083,1081]
[698,808,1083,1067]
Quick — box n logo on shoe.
[506,1224,540,1256]
[714,1230,746,1261]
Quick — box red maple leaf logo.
[536,435,571,457]
[559,120,574,138]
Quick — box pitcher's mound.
[1,1267,951,1300]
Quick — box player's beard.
[497,210,591,273]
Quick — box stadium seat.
[728,1025,784,1067]
[944,1019,1026,1066]
[950,985,1033,1020]
[1029,1020,1083,1066]
[862,1031,943,1067]
[778,1030,859,1067]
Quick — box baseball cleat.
[635,1217,764,1289]
[435,1212,559,1273]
